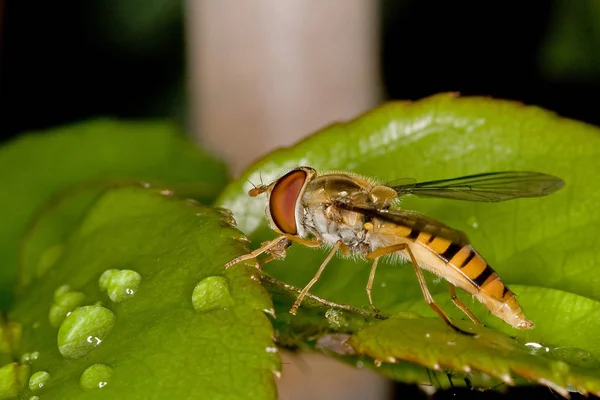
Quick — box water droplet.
[30,396,40,400]
[325,308,347,329]
[387,357,396,363]
[192,276,234,312]
[0,363,29,397]
[57,305,116,359]
[425,333,431,338]
[466,216,479,229]
[447,341,456,346]
[265,347,278,353]
[380,282,387,288]
[80,364,113,390]
[525,342,550,354]
[551,346,599,369]
[29,371,50,392]
[20,351,39,364]
[98,270,117,291]
[54,284,71,300]
[49,289,86,327]
[99,269,142,303]
[356,361,364,369]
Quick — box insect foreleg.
[282,234,322,248]
[224,236,290,269]
[448,284,482,326]
[290,240,342,315]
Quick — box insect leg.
[403,244,475,336]
[367,243,474,336]
[448,284,482,326]
[283,234,322,248]
[366,258,380,312]
[290,241,342,315]
[224,236,289,269]
[365,243,407,312]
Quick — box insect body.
[225,167,565,333]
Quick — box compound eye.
[269,169,307,235]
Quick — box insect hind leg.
[366,243,475,336]
[449,284,482,326]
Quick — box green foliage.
[3,94,600,398]
[8,188,278,399]
[0,119,228,307]
[216,93,600,394]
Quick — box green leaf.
[0,119,229,307]
[7,187,279,399]
[216,93,600,394]
[348,315,600,398]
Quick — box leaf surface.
[216,93,600,394]
[6,187,278,400]
[0,119,228,306]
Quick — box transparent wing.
[388,171,565,202]
[335,201,470,245]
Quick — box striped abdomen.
[370,218,533,329]
[416,232,533,329]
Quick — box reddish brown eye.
[269,169,307,235]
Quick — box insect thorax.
[298,175,373,253]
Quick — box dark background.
[1,1,597,399]
[2,1,600,143]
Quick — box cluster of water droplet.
[99,269,142,303]
[19,273,139,396]
[48,285,86,328]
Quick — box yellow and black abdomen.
[417,233,533,329]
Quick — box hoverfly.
[225,167,565,334]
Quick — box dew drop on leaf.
[49,289,86,327]
[191,276,234,312]
[80,364,113,390]
[325,308,347,329]
[57,305,116,359]
[99,269,142,303]
[466,216,479,229]
[524,342,550,354]
[20,351,39,364]
[28,371,50,392]
[551,346,600,369]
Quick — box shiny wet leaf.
[216,93,600,395]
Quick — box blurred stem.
[186,1,389,399]
[186,0,382,176]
